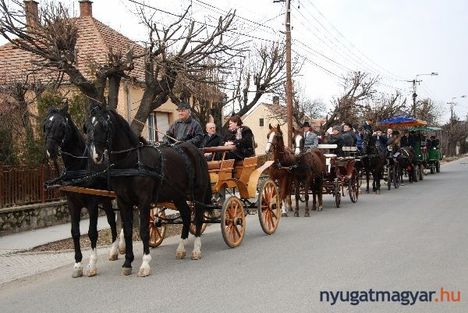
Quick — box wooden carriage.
[133,146,280,248]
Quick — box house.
[242,97,325,155]
[0,0,177,142]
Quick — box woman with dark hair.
[223,115,256,160]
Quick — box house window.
[147,113,156,143]
[147,112,170,143]
[259,118,264,127]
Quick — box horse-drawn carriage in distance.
[317,144,360,207]
[408,126,443,174]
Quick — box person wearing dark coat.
[362,118,374,134]
[326,126,345,157]
[164,102,204,148]
[223,115,256,161]
[342,122,357,146]
[203,122,223,160]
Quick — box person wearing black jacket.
[203,122,223,160]
[164,102,204,147]
[223,115,255,161]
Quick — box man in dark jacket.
[224,115,255,160]
[326,126,345,157]
[342,122,357,146]
[164,102,204,148]
[203,122,223,160]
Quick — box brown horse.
[292,128,326,215]
[265,124,295,217]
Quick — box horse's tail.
[178,142,212,208]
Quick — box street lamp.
[407,72,439,118]
[447,95,467,121]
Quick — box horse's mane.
[107,109,140,147]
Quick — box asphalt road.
[1,158,467,313]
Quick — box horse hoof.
[85,267,97,277]
[176,251,186,259]
[293,212,299,217]
[119,248,126,255]
[304,212,310,217]
[281,213,288,217]
[121,267,132,276]
[72,268,83,278]
[137,267,151,277]
[108,254,118,261]
[191,251,202,260]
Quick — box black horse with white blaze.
[43,105,119,278]
[85,104,211,277]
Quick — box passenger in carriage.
[164,102,204,148]
[324,125,344,157]
[223,115,256,161]
[427,135,440,148]
[355,126,365,153]
[302,121,319,150]
[362,117,375,134]
[203,122,223,160]
[400,130,409,147]
[342,122,357,146]
[373,129,388,152]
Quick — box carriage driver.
[164,102,204,148]
[302,121,319,150]
[223,115,256,160]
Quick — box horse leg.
[176,200,190,259]
[118,199,134,276]
[137,200,152,277]
[69,200,83,278]
[304,181,310,217]
[279,178,288,217]
[366,169,370,193]
[294,180,300,217]
[85,201,99,277]
[103,199,119,261]
[191,205,204,260]
[318,176,324,211]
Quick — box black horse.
[85,104,212,277]
[43,105,119,278]
[396,146,418,183]
[360,131,386,193]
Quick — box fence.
[0,165,62,208]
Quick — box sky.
[1,0,467,123]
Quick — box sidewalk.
[0,216,114,285]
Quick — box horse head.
[43,104,71,159]
[86,103,139,165]
[265,124,284,154]
[292,127,304,156]
[86,104,113,165]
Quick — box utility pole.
[274,0,293,147]
[409,79,421,118]
[285,0,293,148]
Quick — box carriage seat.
[207,159,235,188]
[234,156,258,182]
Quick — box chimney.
[272,96,279,105]
[24,0,39,30]
[79,0,93,17]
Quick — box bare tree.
[129,5,244,135]
[322,71,378,131]
[0,0,135,109]
[224,43,301,122]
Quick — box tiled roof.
[0,16,146,85]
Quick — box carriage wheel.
[436,161,440,173]
[349,172,358,203]
[148,207,167,248]
[189,208,208,236]
[257,179,281,235]
[334,178,341,208]
[221,196,246,248]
